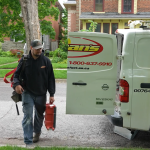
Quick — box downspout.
[79,0,81,30]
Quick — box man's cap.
[31,39,43,49]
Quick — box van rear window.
[136,38,150,68]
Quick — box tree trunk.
[19,0,41,54]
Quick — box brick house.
[64,0,150,34]
[2,1,63,52]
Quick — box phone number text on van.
[69,61,112,66]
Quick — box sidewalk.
[0,61,18,67]
[0,80,68,148]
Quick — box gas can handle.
[50,101,53,104]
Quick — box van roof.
[116,28,150,35]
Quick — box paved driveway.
[0,79,150,148]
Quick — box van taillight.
[119,79,129,102]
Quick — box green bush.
[51,57,63,63]
[59,39,68,52]
[53,48,63,57]
[52,48,67,63]
[0,50,14,57]
[58,59,67,64]
[60,51,67,59]
[10,49,23,56]
[49,51,54,57]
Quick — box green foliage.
[40,20,56,39]
[53,48,67,59]
[49,51,54,57]
[0,57,18,65]
[88,20,97,32]
[61,9,68,29]
[59,39,68,52]
[80,20,98,32]
[0,50,14,57]
[0,62,18,69]
[52,48,67,63]
[58,59,67,64]
[10,49,23,56]
[0,0,23,42]
[0,49,24,57]
[59,9,68,40]
[0,0,60,42]
[54,70,67,79]
[80,29,90,32]
[0,42,2,49]
[52,63,67,68]
[0,145,146,150]
[58,9,68,53]
[51,57,63,63]
[38,0,59,21]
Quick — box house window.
[122,0,133,13]
[86,23,90,30]
[111,23,118,34]
[103,23,110,34]
[95,0,103,12]
[95,23,101,32]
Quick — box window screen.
[103,23,110,34]
[86,23,90,30]
[123,0,132,12]
[136,38,150,68]
[111,23,118,34]
[95,23,101,32]
[95,0,103,12]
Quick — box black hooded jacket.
[13,51,55,97]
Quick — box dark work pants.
[22,90,46,144]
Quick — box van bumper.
[106,115,123,127]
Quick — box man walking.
[13,39,55,148]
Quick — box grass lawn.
[52,63,67,69]
[0,57,67,79]
[0,62,67,69]
[0,146,147,150]
[0,62,18,68]
[0,57,18,65]
[0,69,67,79]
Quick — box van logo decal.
[102,84,109,90]
[68,37,103,58]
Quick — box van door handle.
[72,82,87,85]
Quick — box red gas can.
[44,103,56,130]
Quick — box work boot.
[33,132,41,143]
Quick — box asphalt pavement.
[1,78,150,149]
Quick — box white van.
[66,28,150,139]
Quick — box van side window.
[135,38,150,68]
